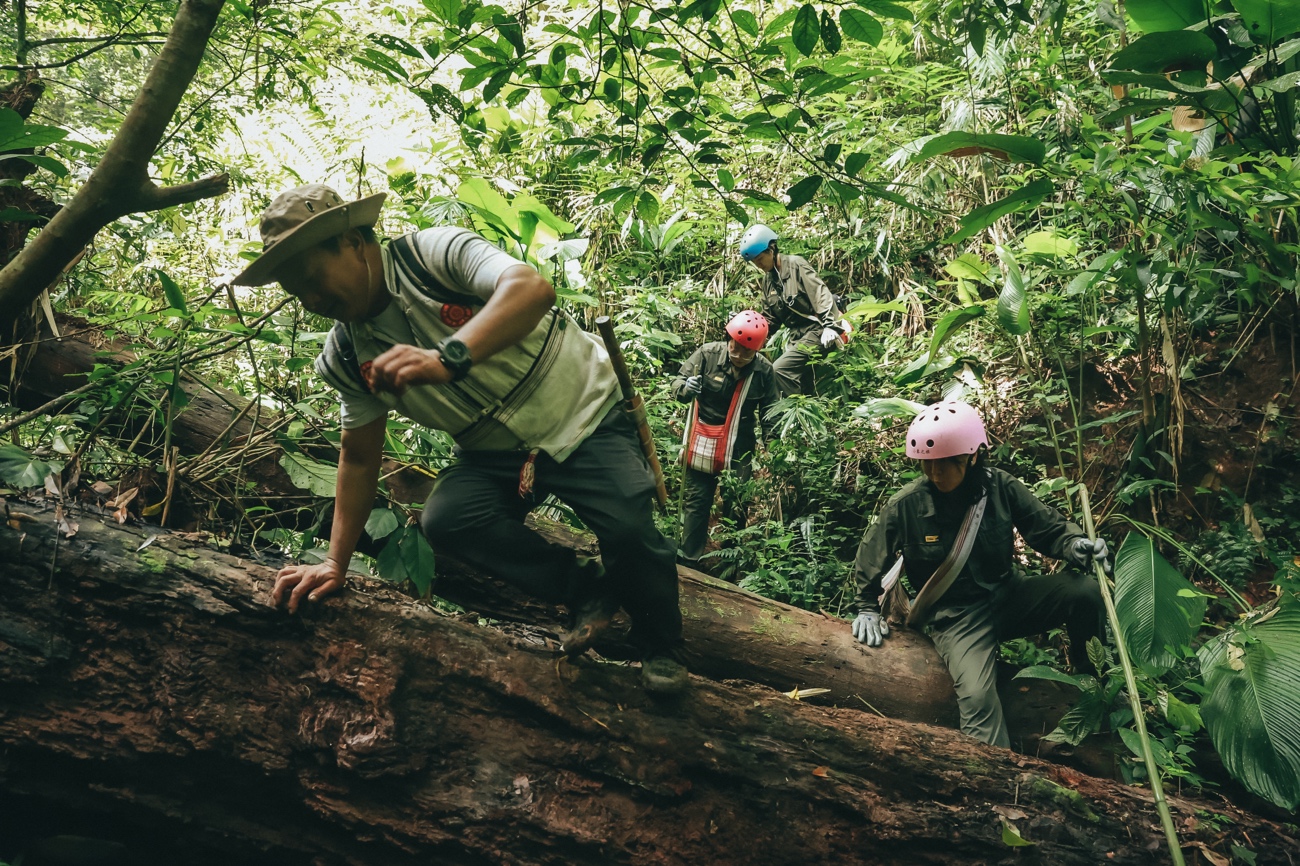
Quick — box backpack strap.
[388,233,487,308]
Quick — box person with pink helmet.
[849,400,1111,747]
[672,311,779,566]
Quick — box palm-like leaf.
[1197,605,1300,809]
[1113,533,1206,673]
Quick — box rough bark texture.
[1,507,1293,866]
[6,324,1100,764]
[0,0,229,321]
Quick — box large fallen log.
[1,507,1292,865]
[8,323,1084,759]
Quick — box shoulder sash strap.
[905,493,989,628]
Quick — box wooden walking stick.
[595,315,670,509]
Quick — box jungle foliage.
[2,0,1300,816]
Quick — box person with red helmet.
[672,311,780,566]
[849,400,1111,747]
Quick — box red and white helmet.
[726,310,769,350]
[906,401,988,459]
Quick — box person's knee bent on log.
[848,399,1112,745]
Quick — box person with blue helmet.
[738,224,844,396]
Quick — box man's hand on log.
[272,559,347,613]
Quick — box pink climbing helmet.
[905,400,988,459]
[726,310,769,350]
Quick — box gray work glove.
[819,327,840,350]
[1067,537,1113,577]
[679,375,704,401]
[851,611,890,647]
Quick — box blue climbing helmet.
[738,224,778,261]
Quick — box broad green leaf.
[1041,685,1107,745]
[1232,0,1300,46]
[1255,71,1300,93]
[457,177,516,237]
[0,109,68,151]
[365,507,401,541]
[0,207,45,221]
[1125,0,1211,32]
[844,152,870,177]
[0,153,68,177]
[732,9,759,36]
[995,246,1030,335]
[1157,690,1203,732]
[853,396,926,422]
[820,9,842,54]
[279,451,338,497]
[839,8,883,45]
[1107,30,1217,73]
[1118,726,1175,770]
[1067,250,1123,295]
[400,525,436,596]
[1001,822,1035,847]
[911,132,1045,166]
[928,304,984,360]
[724,200,749,226]
[536,238,589,262]
[944,253,992,283]
[636,190,661,222]
[844,298,907,320]
[155,269,188,316]
[0,445,58,488]
[792,4,821,56]
[1023,230,1078,259]
[854,0,912,21]
[1114,533,1206,673]
[942,179,1054,246]
[786,175,823,210]
[515,192,575,234]
[1198,606,1300,809]
[1013,665,1092,688]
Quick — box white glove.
[819,327,839,349]
[1068,537,1113,577]
[851,611,890,647]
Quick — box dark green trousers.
[926,570,1104,748]
[772,325,827,397]
[421,406,683,654]
[678,461,753,562]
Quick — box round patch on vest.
[440,303,475,327]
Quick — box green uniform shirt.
[852,467,1086,614]
[762,253,840,332]
[671,341,778,461]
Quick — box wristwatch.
[435,337,473,381]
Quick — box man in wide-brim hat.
[240,183,689,696]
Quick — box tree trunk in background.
[0,0,230,327]
[1,509,1292,866]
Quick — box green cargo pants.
[771,325,828,397]
[925,570,1105,748]
[421,406,683,655]
[677,461,754,563]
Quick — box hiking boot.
[561,558,620,656]
[641,653,689,696]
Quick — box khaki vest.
[325,234,619,460]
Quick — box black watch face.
[442,339,470,365]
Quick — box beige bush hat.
[233,184,386,286]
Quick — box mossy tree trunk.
[1,508,1294,865]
